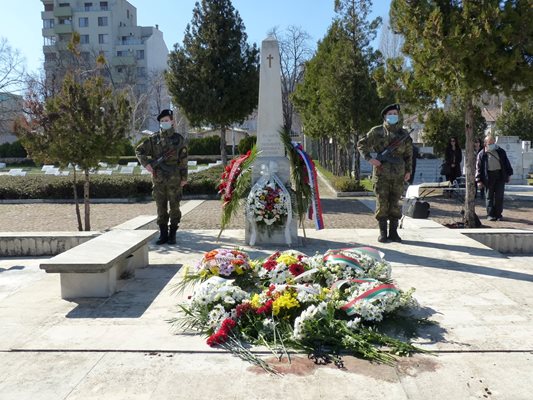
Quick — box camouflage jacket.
[135,129,188,182]
[357,123,413,179]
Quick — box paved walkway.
[1,213,533,398]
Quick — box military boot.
[168,224,178,245]
[156,224,169,245]
[377,219,389,243]
[388,218,402,242]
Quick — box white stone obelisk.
[245,36,298,246]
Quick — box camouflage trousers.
[373,175,404,220]
[153,179,183,226]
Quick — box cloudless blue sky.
[0,0,391,75]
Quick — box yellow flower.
[274,198,280,203]
[250,293,262,309]
[318,287,330,301]
[199,269,209,278]
[209,266,220,275]
[235,266,243,275]
[272,291,300,316]
[276,254,298,265]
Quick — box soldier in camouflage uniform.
[358,104,412,243]
[136,109,188,245]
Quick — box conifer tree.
[167,0,259,165]
[388,0,533,227]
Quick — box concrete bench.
[40,229,157,299]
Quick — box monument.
[496,136,525,184]
[245,36,298,246]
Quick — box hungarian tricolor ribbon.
[292,142,324,230]
[341,284,399,316]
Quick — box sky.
[0,0,391,76]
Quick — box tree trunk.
[84,168,91,231]
[354,133,360,181]
[464,98,477,228]
[220,126,228,166]
[72,167,83,231]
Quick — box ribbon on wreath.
[247,161,293,246]
[223,150,251,204]
[292,142,324,230]
[340,283,399,316]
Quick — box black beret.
[381,103,401,119]
[157,109,173,121]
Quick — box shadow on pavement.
[66,264,181,319]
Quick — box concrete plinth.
[60,266,117,299]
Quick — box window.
[126,9,130,18]
[43,19,54,28]
[80,34,89,44]
[135,49,144,60]
[98,17,108,26]
[44,53,57,62]
[116,66,124,73]
[58,17,72,25]
[79,17,89,27]
[137,67,146,77]
[84,2,92,11]
[59,2,70,6]
[98,34,108,44]
[44,36,57,46]
[58,34,70,42]
[100,1,108,11]
[44,4,54,11]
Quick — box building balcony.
[54,24,73,34]
[73,6,111,12]
[53,6,72,17]
[41,11,53,19]
[116,39,145,46]
[42,27,55,37]
[112,55,136,66]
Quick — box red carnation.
[289,263,305,276]
[256,299,273,315]
[263,259,277,271]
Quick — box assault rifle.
[150,148,177,173]
[375,128,414,165]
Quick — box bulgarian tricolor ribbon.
[340,284,399,316]
[330,278,377,290]
[292,142,324,230]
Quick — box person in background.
[444,136,462,184]
[475,134,513,221]
[474,138,484,199]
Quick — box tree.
[495,97,533,142]
[166,0,259,165]
[423,103,487,156]
[16,73,131,231]
[293,0,383,179]
[268,26,313,132]
[0,38,25,133]
[387,0,533,227]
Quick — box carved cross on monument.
[267,54,273,68]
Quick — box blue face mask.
[386,115,399,125]
[160,121,173,130]
[487,143,497,151]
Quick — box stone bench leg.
[127,244,149,270]
[60,266,117,299]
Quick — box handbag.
[440,162,451,176]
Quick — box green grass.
[1,164,207,175]
[314,161,371,192]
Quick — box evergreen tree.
[388,0,533,227]
[423,103,486,156]
[495,97,533,142]
[293,0,383,179]
[167,0,259,165]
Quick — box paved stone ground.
[1,195,531,232]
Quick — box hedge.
[0,141,27,158]
[0,165,223,200]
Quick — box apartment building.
[41,0,170,131]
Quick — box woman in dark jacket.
[444,136,462,183]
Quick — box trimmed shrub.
[238,135,256,154]
[333,176,365,192]
[0,140,27,158]
[0,166,223,199]
[188,136,221,155]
